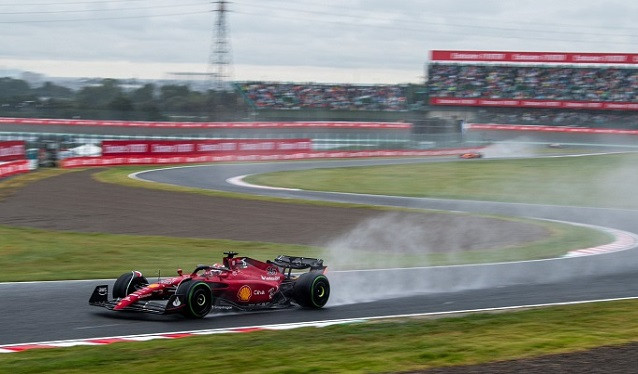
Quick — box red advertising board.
[430,50,638,65]
[0,160,29,178]
[0,117,410,130]
[101,139,312,157]
[60,148,484,168]
[467,123,638,135]
[430,97,638,111]
[0,141,25,162]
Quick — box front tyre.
[113,271,148,299]
[293,273,330,308]
[183,282,212,318]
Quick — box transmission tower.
[208,0,233,91]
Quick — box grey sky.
[2,0,637,83]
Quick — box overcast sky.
[2,0,638,84]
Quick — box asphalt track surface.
[3,157,638,347]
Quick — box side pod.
[89,285,109,305]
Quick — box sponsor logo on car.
[260,275,280,281]
[237,285,252,302]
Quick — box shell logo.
[237,285,252,302]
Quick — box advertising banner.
[430,97,638,111]
[0,141,26,162]
[100,139,312,157]
[0,160,30,178]
[467,123,638,135]
[0,117,410,130]
[431,50,638,64]
[60,148,484,168]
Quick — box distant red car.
[459,152,483,159]
[89,252,330,318]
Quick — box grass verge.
[2,299,638,373]
[0,225,320,282]
[0,214,612,282]
[246,153,638,208]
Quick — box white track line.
[226,175,300,191]
[3,296,638,353]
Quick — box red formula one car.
[89,252,330,318]
[459,152,483,159]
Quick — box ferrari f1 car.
[89,252,330,318]
[459,152,483,159]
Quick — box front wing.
[89,285,184,315]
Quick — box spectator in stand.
[474,109,638,128]
[427,63,638,102]
[240,82,409,111]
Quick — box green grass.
[246,153,638,208]
[0,216,611,281]
[2,299,638,373]
[0,225,320,282]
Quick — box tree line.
[0,77,248,121]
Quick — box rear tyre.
[183,282,212,319]
[292,273,330,308]
[113,271,148,299]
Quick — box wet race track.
[2,157,638,346]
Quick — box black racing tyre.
[183,281,213,319]
[112,271,148,299]
[292,272,330,308]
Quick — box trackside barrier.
[0,141,26,162]
[0,117,411,130]
[432,98,638,111]
[60,148,483,168]
[468,123,638,135]
[0,160,30,178]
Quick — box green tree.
[108,95,134,112]
[0,77,31,99]
[129,83,156,104]
[75,78,124,109]
[159,84,209,112]
[34,81,73,98]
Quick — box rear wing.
[269,255,326,272]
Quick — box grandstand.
[425,50,638,129]
[239,82,410,111]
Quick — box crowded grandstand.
[238,82,410,111]
[425,50,638,129]
[427,64,638,102]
